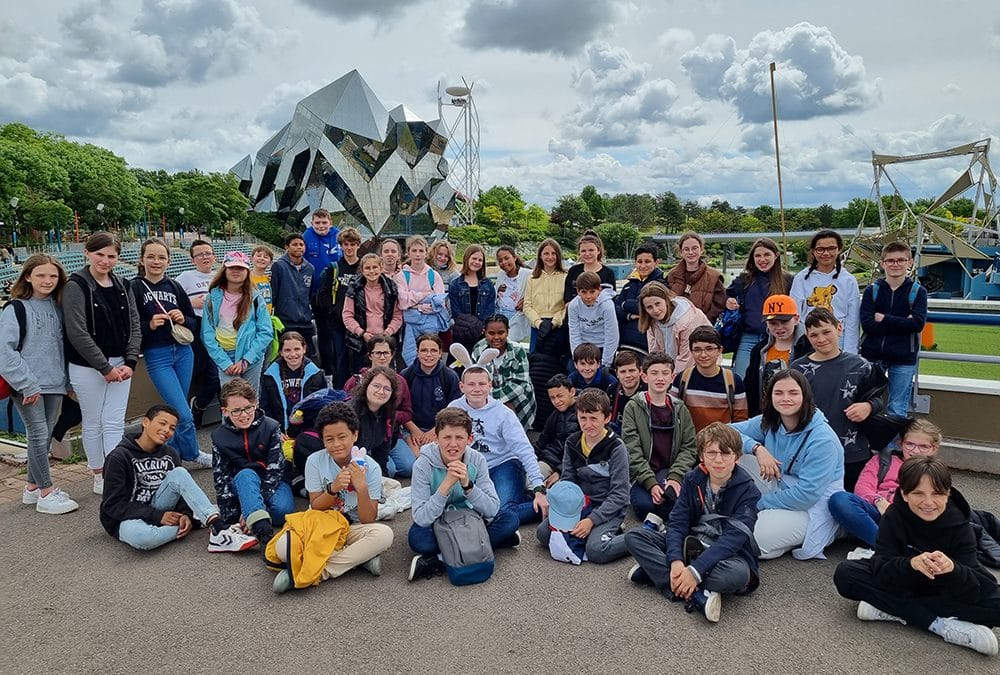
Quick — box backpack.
[402,268,436,287]
[713,307,743,353]
[676,366,736,419]
[870,278,920,308]
[432,508,495,586]
[0,300,28,400]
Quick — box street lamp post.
[96,203,105,232]
[178,207,185,243]
[10,197,19,247]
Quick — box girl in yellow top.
[523,238,568,355]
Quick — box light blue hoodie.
[448,395,544,488]
[410,443,500,528]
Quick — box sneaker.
[93,474,104,496]
[857,601,905,624]
[272,569,292,594]
[683,535,706,565]
[511,530,522,548]
[642,513,665,532]
[36,488,79,515]
[686,589,722,623]
[22,486,39,505]
[847,547,876,561]
[208,525,259,553]
[932,617,999,656]
[190,396,205,429]
[627,563,654,587]
[361,555,382,576]
[191,451,213,469]
[407,554,442,582]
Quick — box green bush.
[242,212,288,247]
[595,221,641,258]
[497,228,519,248]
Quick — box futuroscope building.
[231,70,456,237]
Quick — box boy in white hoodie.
[450,366,549,535]
[568,271,619,369]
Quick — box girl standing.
[0,254,77,513]
[201,251,273,397]
[343,253,403,374]
[380,238,403,276]
[667,231,726,323]
[428,240,459,286]
[64,232,141,495]
[132,239,209,468]
[563,231,616,303]
[790,229,860,352]
[448,244,496,351]
[394,236,447,365]
[725,238,794,378]
[495,245,532,343]
[637,281,711,372]
[523,238,568,355]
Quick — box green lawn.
[918,323,1000,381]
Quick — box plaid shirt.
[473,339,536,428]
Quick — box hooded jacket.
[63,267,141,374]
[568,286,619,367]
[872,487,997,602]
[645,297,711,373]
[269,254,315,327]
[859,277,928,366]
[402,360,461,431]
[201,287,273,369]
[302,226,341,296]
[100,434,185,537]
[621,391,698,488]
[260,357,326,432]
[726,271,794,337]
[667,260,726,323]
[535,404,580,470]
[744,326,813,417]
[615,266,664,350]
[314,257,360,322]
[561,430,630,526]
[410,443,500,527]
[665,464,761,587]
[0,297,67,397]
[211,410,287,525]
[449,395,544,488]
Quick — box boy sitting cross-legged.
[407,407,510,581]
[100,404,257,553]
[625,422,761,623]
[535,389,631,564]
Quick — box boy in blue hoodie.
[626,422,761,623]
[406,407,510,581]
[568,271,619,368]
[535,389,630,564]
[615,243,664,352]
[859,242,927,418]
[568,342,619,400]
[270,232,316,357]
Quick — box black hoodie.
[100,435,187,537]
[872,487,998,602]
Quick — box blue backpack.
[714,306,743,353]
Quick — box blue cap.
[547,481,585,531]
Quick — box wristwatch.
[533,485,547,495]
[325,483,336,496]
[463,482,475,492]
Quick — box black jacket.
[344,273,399,351]
[872,488,998,603]
[744,330,813,417]
[100,435,186,537]
[314,258,361,322]
[535,404,580,470]
[859,278,928,366]
[210,410,288,526]
[355,404,398,473]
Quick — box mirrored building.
[231,70,457,237]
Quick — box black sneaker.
[190,396,205,429]
[683,535,706,565]
[407,554,442,582]
[627,563,654,586]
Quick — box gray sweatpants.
[624,527,752,595]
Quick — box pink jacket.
[645,297,711,372]
[393,264,445,311]
[853,453,901,505]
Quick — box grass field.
[918,323,1000,380]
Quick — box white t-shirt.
[175,269,215,318]
[304,449,383,523]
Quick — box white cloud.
[681,22,882,123]
[460,0,622,56]
[656,28,696,54]
[942,83,962,95]
[296,0,422,20]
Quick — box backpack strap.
[678,367,694,399]
[722,367,736,417]
[784,427,815,476]
[11,300,26,352]
[876,447,895,485]
[403,270,411,285]
[907,280,919,308]
[428,268,435,287]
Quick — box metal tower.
[438,78,481,228]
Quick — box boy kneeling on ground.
[100,404,257,553]
[407,407,507,581]
[625,422,761,623]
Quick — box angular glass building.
[231,70,456,237]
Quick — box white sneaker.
[360,555,382,576]
[703,590,722,623]
[36,489,79,515]
[93,474,104,495]
[932,617,999,656]
[22,486,39,505]
[186,452,213,469]
[207,525,258,553]
[857,601,905,624]
[847,547,875,560]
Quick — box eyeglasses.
[192,252,214,259]
[702,450,737,459]
[370,350,392,358]
[814,246,840,254]
[882,258,910,266]
[901,440,934,453]
[227,405,255,417]
[691,346,720,354]
[369,383,393,393]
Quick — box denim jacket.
[448,276,496,322]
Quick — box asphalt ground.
[2,425,999,673]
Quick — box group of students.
[1,220,997,656]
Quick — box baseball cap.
[222,251,252,269]
[762,294,798,321]
[547,481,585,531]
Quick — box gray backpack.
[433,508,495,586]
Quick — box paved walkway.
[2,426,998,672]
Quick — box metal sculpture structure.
[437,78,480,228]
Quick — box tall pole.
[769,62,787,256]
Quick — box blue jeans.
[408,512,520,554]
[828,491,880,547]
[144,344,199,461]
[732,331,761,380]
[629,481,677,521]
[489,460,539,529]
[117,468,219,550]
[387,438,416,478]
[231,468,294,528]
[883,362,916,418]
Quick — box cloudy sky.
[3,0,998,209]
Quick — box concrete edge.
[940,438,1000,476]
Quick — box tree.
[655,191,684,232]
[607,193,657,230]
[682,200,703,219]
[816,203,835,228]
[595,222,641,258]
[476,185,526,227]
[550,195,593,231]
[698,210,734,234]
[580,185,608,222]
[833,198,879,229]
